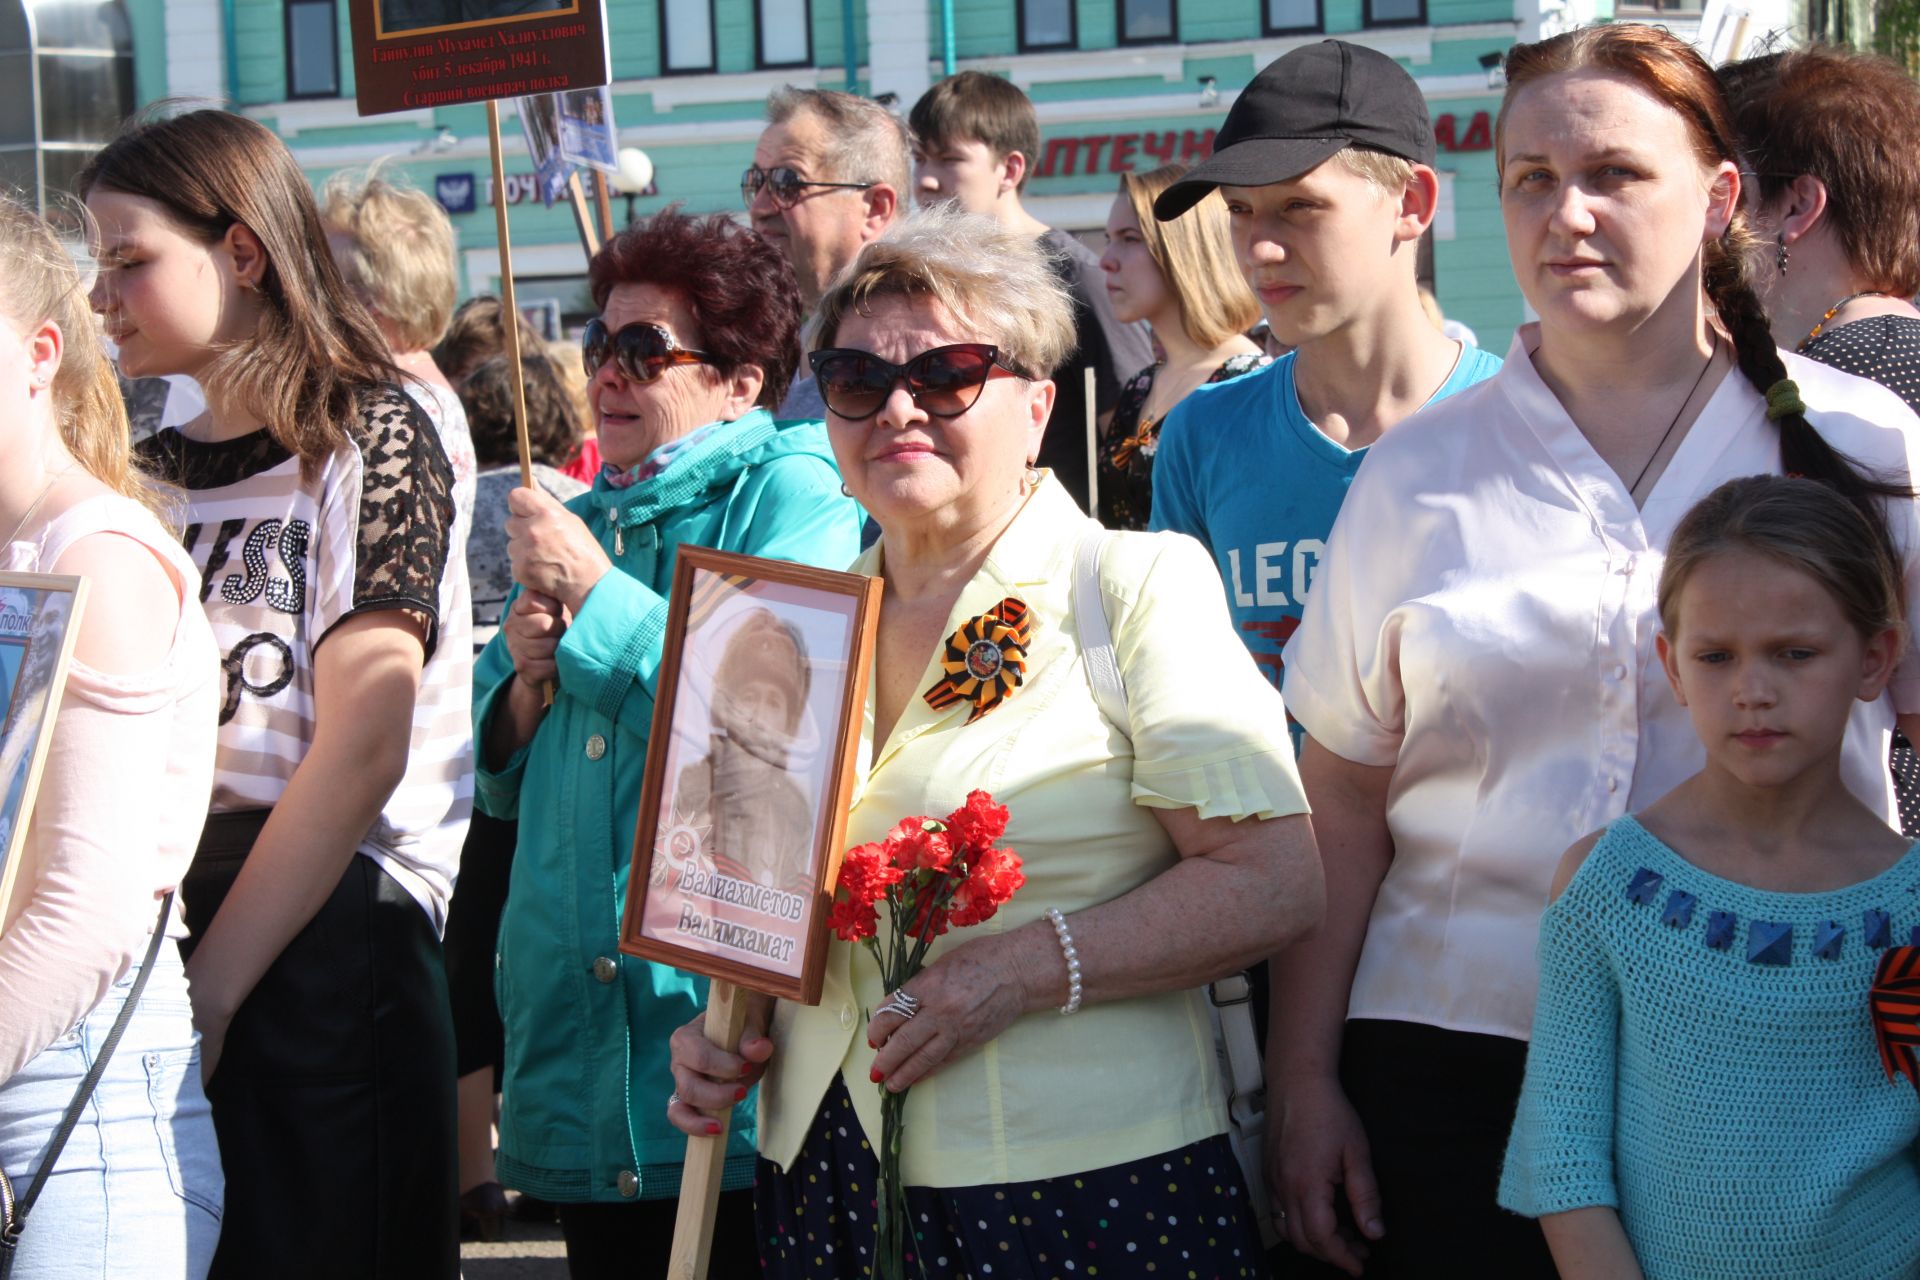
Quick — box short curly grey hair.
[805,206,1076,380]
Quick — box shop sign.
[432,169,657,211]
[1033,110,1489,180]
[436,172,477,214]
[1033,129,1216,179]
[1433,111,1493,152]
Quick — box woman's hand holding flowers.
[863,926,1059,1092]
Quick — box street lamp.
[612,147,654,226]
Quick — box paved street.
[460,1222,568,1280]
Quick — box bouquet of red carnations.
[830,790,1026,1280]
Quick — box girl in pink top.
[0,195,223,1275]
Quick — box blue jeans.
[0,942,222,1279]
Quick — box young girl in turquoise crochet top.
[1501,473,1920,1279]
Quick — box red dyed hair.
[1723,45,1920,298]
[1495,23,1907,522]
[587,205,803,408]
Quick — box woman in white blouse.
[1268,23,1920,1278]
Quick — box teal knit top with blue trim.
[1499,817,1920,1278]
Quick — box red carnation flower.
[835,843,877,898]
[946,845,1026,928]
[884,817,953,873]
[828,893,880,942]
[943,790,1009,854]
[832,842,904,942]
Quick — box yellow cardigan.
[757,476,1309,1187]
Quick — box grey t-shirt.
[1035,228,1154,512]
[778,366,827,421]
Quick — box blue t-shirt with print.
[1149,345,1502,735]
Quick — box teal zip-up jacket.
[472,409,864,1203]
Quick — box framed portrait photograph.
[515,87,617,205]
[348,0,610,117]
[557,86,618,172]
[620,548,880,1004]
[0,572,87,930]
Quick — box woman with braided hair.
[1268,22,1920,1277]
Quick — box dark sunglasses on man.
[581,318,716,383]
[741,165,877,211]
[807,344,1030,421]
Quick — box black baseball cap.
[1154,40,1434,220]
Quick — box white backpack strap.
[1210,970,1267,1135]
[1210,971,1279,1246]
[1075,521,1271,1243]
[1072,523,1128,734]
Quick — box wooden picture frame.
[0,572,87,932]
[620,547,880,1004]
[348,0,611,117]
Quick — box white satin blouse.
[1281,327,1920,1041]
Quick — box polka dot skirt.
[754,1074,1269,1279]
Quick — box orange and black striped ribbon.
[924,598,1031,724]
[1108,414,1162,472]
[685,570,754,634]
[1871,945,1920,1096]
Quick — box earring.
[839,482,852,497]
[1021,464,1040,494]
[1776,234,1790,276]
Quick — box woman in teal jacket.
[472,210,863,1277]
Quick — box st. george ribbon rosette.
[923,598,1029,723]
[1871,944,1920,1095]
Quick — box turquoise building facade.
[125,0,1713,348]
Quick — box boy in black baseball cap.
[1144,38,1503,1274]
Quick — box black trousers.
[443,811,516,1082]
[180,811,461,1280]
[1274,1019,1555,1279]
[557,1189,759,1279]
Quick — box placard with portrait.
[0,573,87,931]
[620,548,880,1004]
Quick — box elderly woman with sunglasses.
[666,208,1323,1279]
[471,208,863,1279]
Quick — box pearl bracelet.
[1043,907,1082,1015]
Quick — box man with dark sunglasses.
[748,88,912,420]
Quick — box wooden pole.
[487,100,553,705]
[1083,365,1098,517]
[566,170,601,260]
[592,169,616,243]
[668,980,751,1280]
[486,99,535,493]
